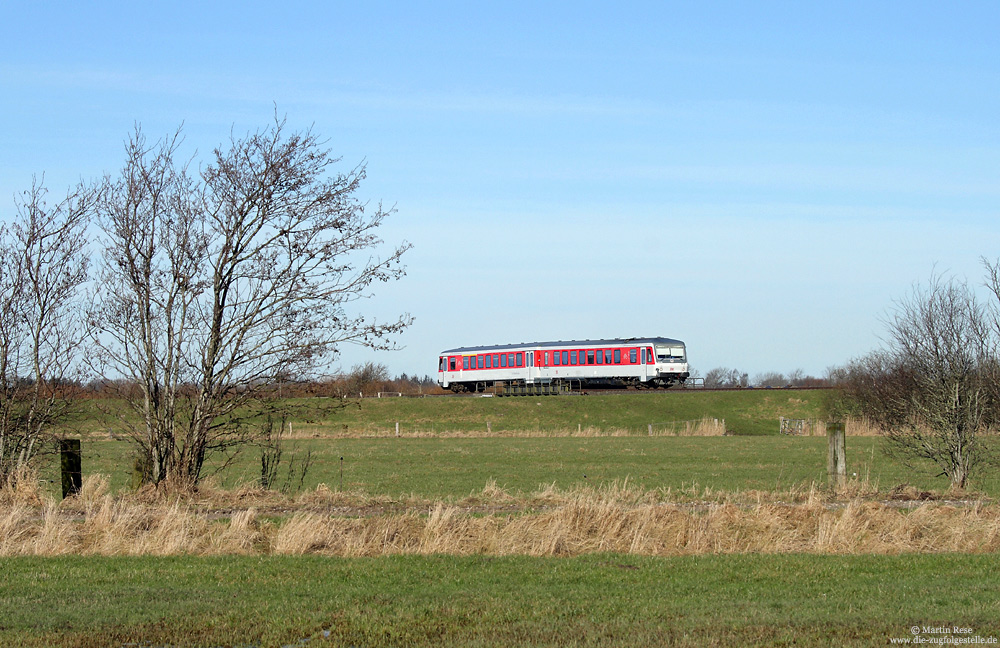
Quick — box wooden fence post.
[60,439,82,499]
[827,422,846,487]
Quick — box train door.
[525,349,535,383]
[640,347,649,382]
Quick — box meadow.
[3,554,1000,647]
[5,388,1000,646]
[41,433,999,500]
[44,389,997,497]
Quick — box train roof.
[440,337,685,354]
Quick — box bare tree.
[87,127,203,485]
[348,362,391,397]
[703,367,749,388]
[843,274,999,489]
[0,179,90,487]
[89,117,412,487]
[753,371,787,388]
[702,367,725,388]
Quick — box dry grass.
[846,417,884,436]
[296,417,728,438]
[658,416,727,436]
[0,466,45,506]
[842,417,1000,437]
[2,475,998,557]
[778,417,938,437]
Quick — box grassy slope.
[63,389,831,437]
[3,554,998,647]
[288,389,831,437]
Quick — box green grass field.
[3,553,998,647]
[49,388,996,498]
[14,388,1000,647]
[44,434,997,500]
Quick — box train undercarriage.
[448,376,687,395]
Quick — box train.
[437,337,689,393]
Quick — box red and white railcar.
[437,337,689,392]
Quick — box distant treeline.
[697,367,838,389]
[69,362,445,399]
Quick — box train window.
[485,355,492,369]
[562,351,569,365]
[570,351,577,365]
[476,355,482,369]
[527,352,533,367]
[552,352,560,366]
[463,357,469,370]
[516,353,523,367]
[614,349,621,364]
[605,350,613,364]
[641,348,646,363]
[439,357,445,371]
[449,358,456,371]
[493,354,500,367]
[586,350,595,365]
[647,347,654,364]
[596,350,603,365]
[629,349,637,363]
[500,354,506,368]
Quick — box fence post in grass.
[648,423,653,436]
[60,439,82,499]
[827,421,847,488]
[395,421,399,437]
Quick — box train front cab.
[652,341,689,385]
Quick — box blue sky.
[2,1,999,380]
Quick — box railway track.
[409,385,828,398]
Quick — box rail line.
[400,385,828,399]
